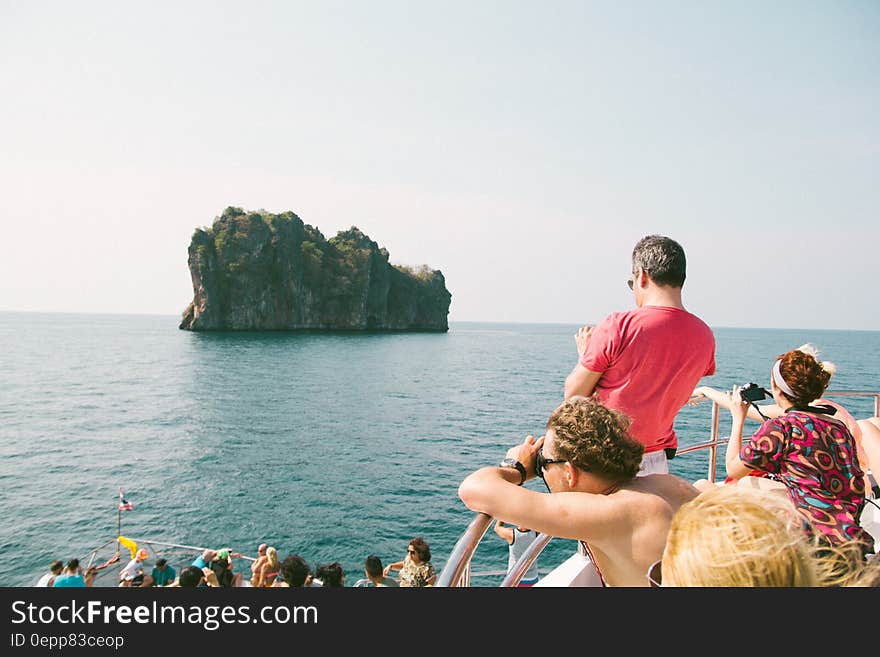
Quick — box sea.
[1,312,878,587]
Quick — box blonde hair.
[662,486,871,587]
[266,547,279,569]
[662,487,819,587]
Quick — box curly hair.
[409,537,431,563]
[775,343,836,405]
[546,396,643,479]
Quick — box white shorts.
[637,450,669,476]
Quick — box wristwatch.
[499,457,527,485]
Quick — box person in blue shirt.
[52,559,96,587]
[191,549,216,569]
[151,558,177,587]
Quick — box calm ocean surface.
[1,312,878,587]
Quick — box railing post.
[708,401,720,482]
[435,512,493,587]
[499,532,553,587]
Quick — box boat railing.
[435,512,494,587]
[81,537,257,587]
[437,390,880,587]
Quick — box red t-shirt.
[580,306,716,453]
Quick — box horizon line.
[0,309,877,333]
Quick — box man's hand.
[575,325,594,359]
[504,434,544,480]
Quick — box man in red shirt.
[564,234,715,475]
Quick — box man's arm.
[493,519,514,544]
[459,467,625,544]
[564,325,603,400]
[458,436,627,544]
[564,363,602,400]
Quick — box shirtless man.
[458,396,698,587]
[250,543,268,587]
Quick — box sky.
[1,1,877,330]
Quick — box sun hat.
[136,548,148,560]
[218,549,230,561]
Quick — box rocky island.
[180,207,452,331]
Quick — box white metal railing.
[80,538,257,587]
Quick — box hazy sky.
[1,1,877,330]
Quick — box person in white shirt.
[35,560,63,587]
[119,548,153,587]
[494,520,541,587]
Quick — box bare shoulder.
[623,474,699,505]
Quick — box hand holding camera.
[730,382,773,423]
[739,382,771,403]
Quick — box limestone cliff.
[180,207,452,331]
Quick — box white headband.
[772,359,796,397]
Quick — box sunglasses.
[535,448,567,480]
[627,269,640,291]
[646,559,662,587]
[407,548,417,555]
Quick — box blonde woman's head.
[266,546,279,568]
[661,486,819,587]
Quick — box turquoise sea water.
[1,312,878,587]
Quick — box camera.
[740,382,771,403]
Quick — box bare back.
[586,474,698,587]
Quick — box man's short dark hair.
[210,557,233,587]
[632,235,686,288]
[178,565,203,588]
[315,562,344,587]
[50,560,64,574]
[280,554,311,587]
[66,558,79,572]
[155,558,167,568]
[364,555,383,578]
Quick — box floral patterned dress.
[398,555,435,587]
[741,410,871,551]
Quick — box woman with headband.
[723,344,873,557]
[692,356,880,496]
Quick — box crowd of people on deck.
[35,540,436,589]
[33,235,880,588]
